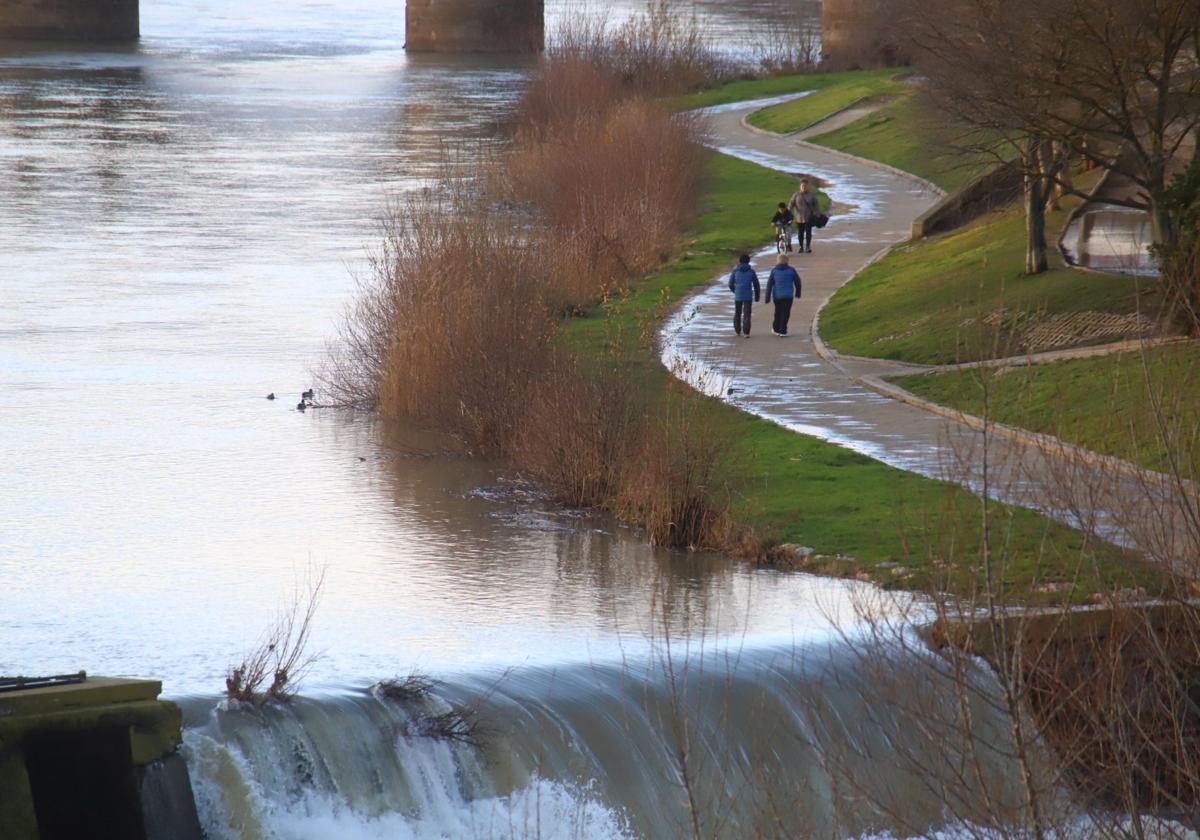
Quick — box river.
[0,2,1028,837]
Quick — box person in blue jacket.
[727,254,760,337]
[764,253,801,336]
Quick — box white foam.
[185,727,635,840]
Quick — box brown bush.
[507,95,707,285]
[326,24,740,552]
[511,355,639,508]
[615,387,734,549]
[366,192,558,453]
[548,0,734,96]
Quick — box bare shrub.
[225,570,324,706]
[366,190,560,454]
[511,353,639,508]
[616,387,733,549]
[324,14,740,554]
[816,328,1200,837]
[402,705,485,746]
[752,18,821,76]
[548,0,735,95]
[370,672,436,703]
[506,96,706,287]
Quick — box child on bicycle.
[770,202,795,253]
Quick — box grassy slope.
[739,69,994,193]
[564,151,1161,599]
[894,345,1200,475]
[677,73,829,110]
[742,68,907,133]
[807,94,996,193]
[818,200,1155,365]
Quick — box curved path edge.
[665,94,1195,561]
[744,96,1192,491]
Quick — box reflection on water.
[0,0,834,698]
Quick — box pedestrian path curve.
[663,96,1195,567]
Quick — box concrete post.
[406,0,543,53]
[0,0,138,40]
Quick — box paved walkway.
[663,96,1196,568]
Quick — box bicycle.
[774,223,792,254]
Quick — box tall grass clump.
[324,15,745,550]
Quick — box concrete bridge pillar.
[821,0,907,68]
[0,0,138,40]
[406,0,543,53]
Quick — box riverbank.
[562,101,1165,600]
[342,58,1172,599]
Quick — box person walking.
[788,178,821,254]
[765,253,801,336]
[727,253,760,337]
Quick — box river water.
[0,2,1036,837]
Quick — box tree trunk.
[1023,137,1049,275]
[1149,192,1176,251]
[1025,187,1048,274]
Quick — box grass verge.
[565,151,1166,600]
[892,344,1200,475]
[744,68,909,134]
[737,68,995,192]
[806,92,996,193]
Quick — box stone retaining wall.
[910,160,1023,239]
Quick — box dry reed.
[324,12,742,550]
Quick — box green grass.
[563,151,1165,600]
[731,69,995,192]
[673,71,848,111]
[894,344,1200,475]
[819,199,1159,365]
[808,93,997,192]
[743,68,909,134]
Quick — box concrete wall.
[910,160,1023,240]
[0,0,138,40]
[406,0,543,53]
[821,0,908,68]
[0,678,201,840]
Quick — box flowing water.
[0,2,1038,836]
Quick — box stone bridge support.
[821,0,908,68]
[406,0,543,53]
[0,0,138,40]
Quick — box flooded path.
[666,98,1191,559]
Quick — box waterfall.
[180,634,1039,840]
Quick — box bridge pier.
[405,0,543,53]
[820,0,906,68]
[0,0,138,40]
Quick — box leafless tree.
[906,0,1200,265]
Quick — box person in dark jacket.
[727,254,760,337]
[770,202,794,252]
[764,253,801,336]
[787,179,821,254]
